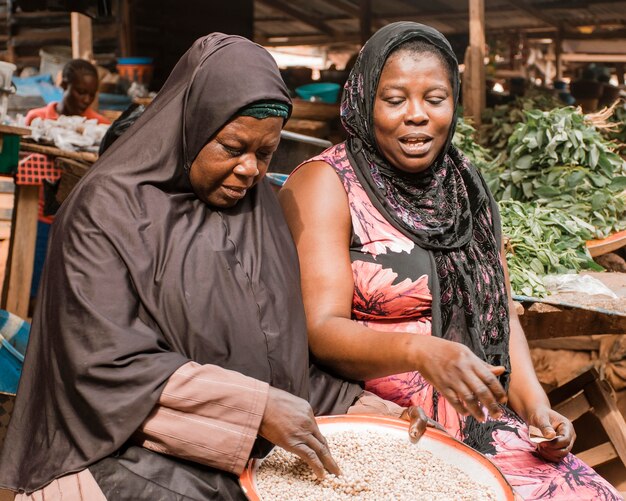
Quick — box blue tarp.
[0,310,29,395]
[12,74,63,104]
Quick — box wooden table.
[517,272,626,341]
[0,125,33,320]
[0,138,95,320]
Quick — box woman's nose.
[405,100,428,124]
[233,154,259,177]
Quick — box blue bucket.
[295,82,341,103]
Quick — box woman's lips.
[221,186,247,200]
[398,137,433,156]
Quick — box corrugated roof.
[254,0,626,46]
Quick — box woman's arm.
[500,246,576,461]
[136,361,341,478]
[501,245,551,418]
[279,161,506,422]
[134,361,269,475]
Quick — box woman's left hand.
[526,405,576,462]
[400,406,448,443]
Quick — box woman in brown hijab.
[0,34,374,500]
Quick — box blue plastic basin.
[295,82,341,103]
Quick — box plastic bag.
[543,274,618,298]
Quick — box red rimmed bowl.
[240,414,515,500]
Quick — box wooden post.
[71,12,93,61]
[360,0,372,46]
[118,0,135,57]
[464,0,486,126]
[555,26,563,82]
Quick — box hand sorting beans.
[255,430,499,500]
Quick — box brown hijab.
[0,33,359,494]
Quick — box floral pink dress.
[302,143,622,501]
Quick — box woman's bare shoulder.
[279,159,351,239]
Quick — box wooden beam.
[577,442,618,468]
[256,33,360,46]
[71,12,93,60]
[561,53,626,63]
[501,0,572,31]
[463,0,486,126]
[553,392,590,422]
[327,0,385,30]
[256,0,335,35]
[10,24,118,46]
[585,377,626,469]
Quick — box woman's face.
[189,115,282,208]
[373,50,454,174]
[61,72,98,116]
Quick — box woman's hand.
[415,337,508,423]
[259,386,340,479]
[526,405,576,462]
[400,406,447,442]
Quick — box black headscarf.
[0,33,359,494]
[341,23,511,420]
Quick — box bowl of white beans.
[240,415,515,501]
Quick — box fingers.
[309,434,341,477]
[402,406,448,442]
[536,421,557,440]
[407,406,428,442]
[301,420,341,477]
[489,365,506,376]
[532,411,576,463]
[291,442,327,479]
[445,377,491,422]
[479,364,508,405]
[440,386,472,418]
[457,382,487,422]
[291,433,340,479]
[538,439,572,462]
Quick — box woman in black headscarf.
[0,33,375,500]
[280,22,621,499]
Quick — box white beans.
[255,430,498,500]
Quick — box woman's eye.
[223,145,243,156]
[384,97,404,105]
[427,97,446,105]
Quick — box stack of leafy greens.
[479,89,562,155]
[453,109,626,297]
[493,107,626,239]
[498,201,603,297]
[605,101,626,158]
[452,117,494,170]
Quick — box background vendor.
[24,59,110,126]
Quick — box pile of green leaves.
[499,200,604,297]
[452,117,494,169]
[479,89,562,155]
[605,101,626,157]
[490,107,626,239]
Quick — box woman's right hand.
[259,386,340,479]
[416,337,507,422]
